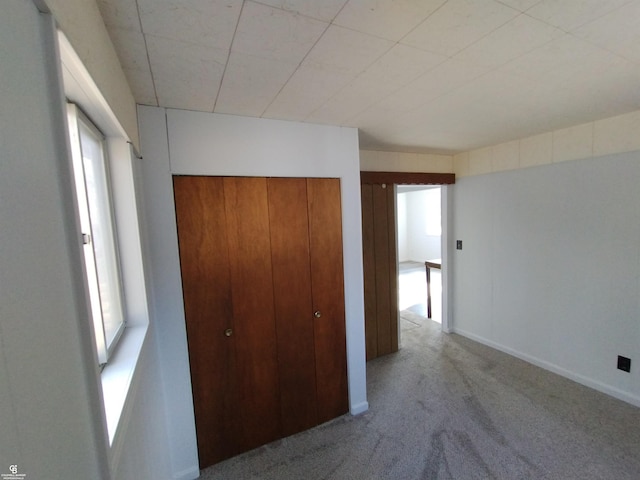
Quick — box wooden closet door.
[223,177,281,453]
[174,176,280,467]
[175,176,348,468]
[307,178,349,422]
[267,178,319,436]
[173,176,238,466]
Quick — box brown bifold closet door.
[173,176,348,468]
[307,178,349,422]
[267,178,319,436]
[360,183,398,361]
[174,176,280,466]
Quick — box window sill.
[100,324,148,445]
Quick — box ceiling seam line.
[213,0,248,113]
[135,0,159,106]
[303,40,399,124]
[395,0,448,45]
[258,17,334,118]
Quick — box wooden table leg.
[426,265,432,319]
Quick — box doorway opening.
[397,186,442,344]
[360,171,453,361]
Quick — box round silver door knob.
[314,311,322,318]
[224,328,233,337]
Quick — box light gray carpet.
[200,311,640,479]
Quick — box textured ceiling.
[97,0,640,154]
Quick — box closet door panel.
[384,186,398,354]
[267,178,318,436]
[307,178,349,422]
[360,184,378,360]
[173,176,238,466]
[223,177,280,451]
[372,185,393,356]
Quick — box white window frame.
[67,104,126,366]
[58,30,149,450]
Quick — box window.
[59,30,150,445]
[67,104,125,366]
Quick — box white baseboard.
[350,401,369,416]
[452,328,640,408]
[173,465,200,480]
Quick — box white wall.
[137,106,368,475]
[108,150,175,479]
[360,149,453,172]
[136,107,200,480]
[397,192,409,261]
[43,0,139,148]
[407,189,441,261]
[0,2,109,477]
[454,110,640,178]
[452,152,640,407]
[109,336,173,479]
[1,3,184,480]
[397,188,441,262]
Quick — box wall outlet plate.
[617,355,631,372]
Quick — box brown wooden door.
[173,176,238,465]
[174,176,280,466]
[360,183,398,361]
[222,178,281,454]
[267,178,319,436]
[307,178,349,422]
[174,176,348,468]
